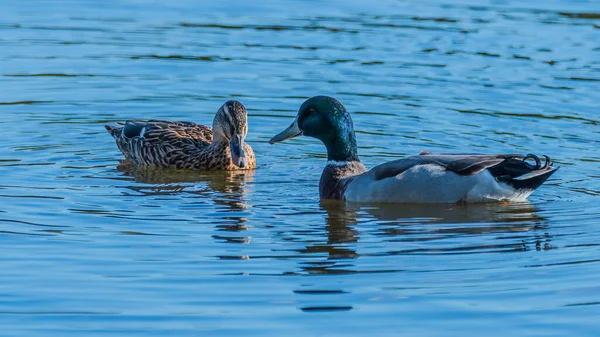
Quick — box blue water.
[1,0,600,335]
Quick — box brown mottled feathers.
[105,120,256,170]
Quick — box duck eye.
[308,107,316,114]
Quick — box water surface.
[1,0,600,336]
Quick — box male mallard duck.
[270,96,558,203]
[105,100,255,170]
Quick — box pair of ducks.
[106,96,558,204]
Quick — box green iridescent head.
[270,96,359,162]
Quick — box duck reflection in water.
[117,161,254,236]
[303,201,552,274]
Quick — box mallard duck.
[105,100,255,170]
[270,96,558,203]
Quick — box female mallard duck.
[105,100,255,170]
[269,96,558,203]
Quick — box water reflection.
[316,201,551,261]
[300,202,360,274]
[286,200,553,275]
[117,162,254,236]
[363,202,553,253]
[358,202,545,225]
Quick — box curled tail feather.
[489,154,559,191]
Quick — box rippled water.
[1,0,600,335]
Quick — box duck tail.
[492,154,559,191]
[508,166,559,191]
[105,125,122,139]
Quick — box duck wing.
[121,120,212,144]
[105,120,213,166]
[372,153,558,191]
[371,154,501,180]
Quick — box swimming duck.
[105,100,255,170]
[270,96,558,203]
